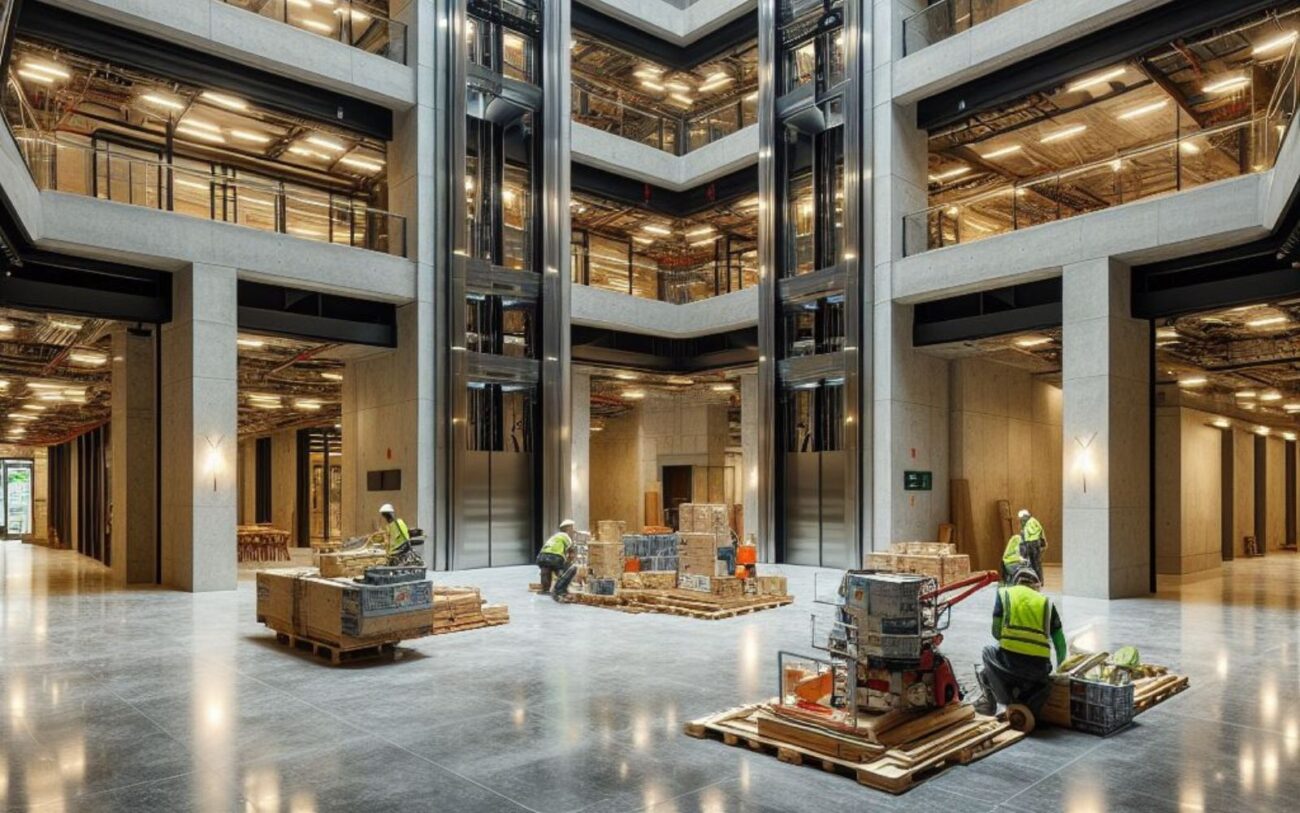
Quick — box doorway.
[663,465,693,530]
[1,458,34,536]
[297,427,342,549]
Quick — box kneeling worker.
[537,519,577,599]
[974,566,1066,727]
[1018,508,1047,582]
[1001,533,1024,584]
[377,503,414,564]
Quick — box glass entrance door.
[2,459,34,536]
[298,429,342,548]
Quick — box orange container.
[623,557,642,573]
[737,545,758,565]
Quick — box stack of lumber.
[866,543,971,585]
[316,549,387,578]
[570,585,793,620]
[685,701,1023,794]
[431,585,510,634]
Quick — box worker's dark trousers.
[982,645,1052,715]
[1022,542,1045,582]
[537,552,566,592]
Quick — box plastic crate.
[361,566,427,585]
[1068,678,1134,736]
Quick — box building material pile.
[316,549,388,578]
[685,701,1022,794]
[866,542,971,585]
[1040,650,1189,734]
[257,567,509,663]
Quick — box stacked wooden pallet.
[568,587,793,620]
[431,585,510,634]
[685,702,1023,794]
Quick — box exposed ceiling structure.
[571,30,758,124]
[225,0,394,43]
[0,308,112,447]
[581,364,748,428]
[917,328,1062,377]
[5,37,388,196]
[572,190,758,263]
[1156,300,1300,425]
[927,3,1300,214]
[236,333,344,436]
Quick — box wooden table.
[237,526,292,562]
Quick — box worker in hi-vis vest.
[1017,508,1047,582]
[377,503,412,562]
[1001,534,1024,584]
[972,566,1067,721]
[537,519,576,597]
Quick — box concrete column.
[1061,257,1150,599]
[741,372,759,547]
[110,327,157,584]
[570,369,590,531]
[160,263,238,592]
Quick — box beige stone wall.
[590,407,643,531]
[1155,407,1222,575]
[1266,436,1287,551]
[949,358,1062,573]
[1232,427,1255,558]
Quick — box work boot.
[972,666,997,716]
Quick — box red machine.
[917,570,1001,707]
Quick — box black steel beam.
[914,302,1062,347]
[19,1,392,140]
[571,163,757,215]
[237,281,397,347]
[1133,267,1300,320]
[0,251,172,323]
[571,324,758,371]
[573,3,756,70]
[917,0,1280,132]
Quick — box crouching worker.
[537,519,577,602]
[973,567,1066,731]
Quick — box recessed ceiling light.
[199,90,247,110]
[1203,76,1251,94]
[140,93,185,111]
[1066,67,1127,93]
[929,167,971,183]
[229,129,272,144]
[306,135,345,152]
[1015,336,1052,348]
[1256,426,1271,436]
[320,371,343,382]
[1040,124,1087,144]
[980,145,1022,160]
[1118,100,1170,120]
[237,338,266,349]
[1212,417,1231,428]
[1177,376,1207,387]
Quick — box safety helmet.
[1017,509,1031,520]
[1012,566,1041,587]
[559,518,576,529]
[379,503,395,515]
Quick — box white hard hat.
[559,518,576,529]
[379,503,395,514]
[1017,509,1031,519]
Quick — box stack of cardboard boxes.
[866,542,971,585]
[588,520,627,579]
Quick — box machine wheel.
[1006,704,1036,734]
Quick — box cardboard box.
[891,541,956,556]
[587,542,624,578]
[755,575,787,596]
[317,550,387,578]
[677,504,694,532]
[865,552,896,571]
[711,576,743,598]
[257,569,436,645]
[596,520,626,544]
[678,573,711,592]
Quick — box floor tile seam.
[91,678,188,747]
[18,769,200,811]
[995,736,1108,807]
[603,774,739,813]
[1152,705,1289,737]
[355,733,545,813]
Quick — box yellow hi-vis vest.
[1003,535,1024,567]
[1022,517,1045,544]
[998,585,1053,659]
[541,531,572,557]
[386,518,410,555]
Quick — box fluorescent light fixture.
[664,81,691,92]
[640,80,665,92]
[339,155,385,172]
[1040,124,1087,144]
[1257,426,1271,436]
[1015,335,1052,348]
[321,371,344,382]
[632,236,654,245]
[1254,32,1298,56]
[1118,100,1169,120]
[21,59,70,80]
[16,69,54,84]
[615,372,639,381]
[21,404,47,412]
[68,351,107,366]
[8,414,37,422]
[1237,390,1258,399]
[1177,376,1207,387]
[0,322,13,333]
[980,145,1022,160]
[229,129,272,144]
[1067,68,1127,93]
[199,90,247,110]
[711,383,735,392]
[1285,432,1298,442]
[929,166,971,182]
[1247,315,1288,328]
[1203,76,1251,94]
[301,18,334,34]
[50,319,82,331]
[236,338,266,349]
[670,93,693,105]
[179,118,221,133]
[1211,417,1231,428]
[622,390,646,400]
[642,224,672,236]
[690,237,719,247]
[175,126,225,144]
[141,93,185,111]
[1287,403,1300,412]
[306,135,345,152]
[1179,141,1202,155]
[745,92,758,102]
[294,400,322,411]
[685,226,715,238]
[288,146,330,160]
[1261,391,1284,401]
[666,377,694,386]
[1155,326,1179,340]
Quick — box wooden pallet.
[565,588,793,619]
[271,629,400,664]
[1134,673,1190,712]
[685,703,1023,794]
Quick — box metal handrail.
[572,83,755,156]
[902,0,1031,56]
[221,0,407,64]
[17,134,407,256]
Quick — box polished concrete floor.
[2,540,1299,812]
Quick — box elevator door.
[785,452,822,566]
[462,382,536,567]
[781,381,855,569]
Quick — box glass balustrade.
[17,135,407,257]
[222,0,407,64]
[902,0,1031,55]
[572,85,756,156]
[571,232,757,303]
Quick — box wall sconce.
[1072,432,1097,493]
[203,434,224,492]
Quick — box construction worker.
[1001,533,1024,584]
[537,519,576,599]
[1018,508,1047,582]
[377,503,413,564]
[973,566,1066,722]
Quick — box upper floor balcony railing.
[17,135,407,257]
[902,0,1031,56]
[222,0,407,64]
[572,84,757,156]
[902,114,1286,256]
[571,235,757,304]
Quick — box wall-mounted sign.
[903,470,932,491]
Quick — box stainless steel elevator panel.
[490,451,534,566]
[785,452,822,566]
[460,450,493,569]
[819,450,852,569]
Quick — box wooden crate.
[865,552,896,571]
[596,520,626,544]
[754,575,788,597]
[891,542,956,556]
[587,542,624,578]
